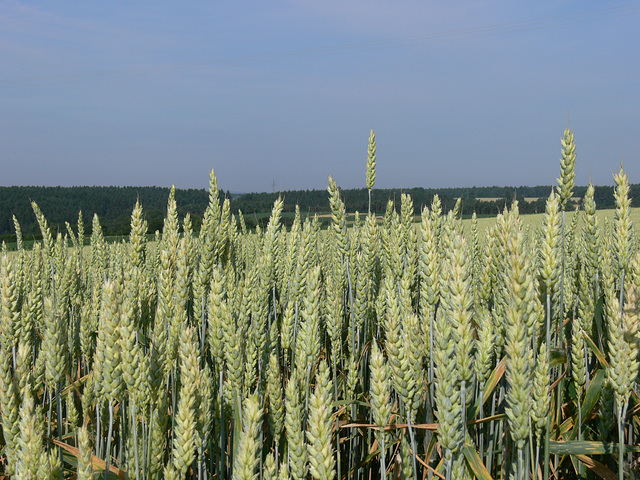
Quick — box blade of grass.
[47,437,126,479]
[468,356,506,419]
[575,454,616,480]
[549,440,640,455]
[584,333,609,368]
[569,369,604,440]
[462,443,494,480]
[341,413,506,431]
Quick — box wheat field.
[0,129,639,480]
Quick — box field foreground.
[0,165,639,480]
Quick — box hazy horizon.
[2,1,639,193]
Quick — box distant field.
[461,206,640,237]
[475,197,503,202]
[476,196,581,203]
[303,206,640,240]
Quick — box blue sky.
[1,1,639,192]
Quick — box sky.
[1,1,639,193]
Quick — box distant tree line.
[1,183,637,244]
[0,186,212,244]
[233,184,638,220]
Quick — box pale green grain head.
[366,129,376,191]
[613,165,634,275]
[77,425,93,480]
[306,360,335,480]
[232,393,263,480]
[557,127,576,210]
[285,371,308,480]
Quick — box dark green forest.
[1,183,637,244]
[0,186,211,243]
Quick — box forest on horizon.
[0,183,638,244]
